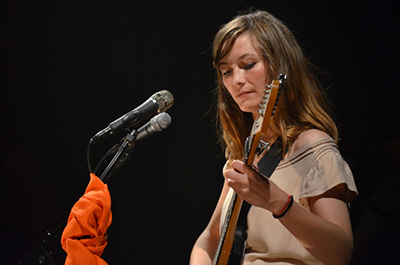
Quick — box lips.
[237,90,254,98]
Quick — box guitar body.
[213,74,286,265]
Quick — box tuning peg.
[278,74,287,81]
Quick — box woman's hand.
[224,160,288,215]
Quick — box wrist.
[272,194,294,218]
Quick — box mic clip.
[99,129,138,182]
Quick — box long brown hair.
[213,10,338,160]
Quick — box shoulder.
[291,129,332,154]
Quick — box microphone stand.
[18,130,139,265]
[99,129,138,182]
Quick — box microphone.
[99,112,172,164]
[90,90,174,144]
[136,112,172,141]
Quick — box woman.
[190,10,358,265]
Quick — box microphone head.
[135,112,172,142]
[150,112,172,132]
[151,90,174,113]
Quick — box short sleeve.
[300,148,358,203]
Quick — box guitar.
[213,74,286,265]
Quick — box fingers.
[226,160,262,181]
[231,160,246,174]
[225,160,260,191]
[225,160,246,183]
[224,160,266,208]
[223,161,283,210]
[224,159,268,189]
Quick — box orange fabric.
[61,173,112,265]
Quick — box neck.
[263,130,278,146]
[261,122,278,141]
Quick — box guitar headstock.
[244,74,286,165]
[261,74,286,116]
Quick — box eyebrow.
[218,53,257,67]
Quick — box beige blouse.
[221,137,358,264]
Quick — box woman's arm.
[280,184,353,265]
[226,160,353,265]
[189,179,231,265]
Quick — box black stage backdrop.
[1,1,399,264]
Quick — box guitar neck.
[212,75,286,265]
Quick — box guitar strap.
[228,140,283,264]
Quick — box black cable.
[93,143,120,175]
[87,140,93,173]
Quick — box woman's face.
[219,33,271,118]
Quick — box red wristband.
[273,195,294,218]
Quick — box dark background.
[1,1,399,264]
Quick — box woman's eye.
[222,70,232,76]
[244,63,255,70]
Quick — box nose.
[233,68,246,87]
